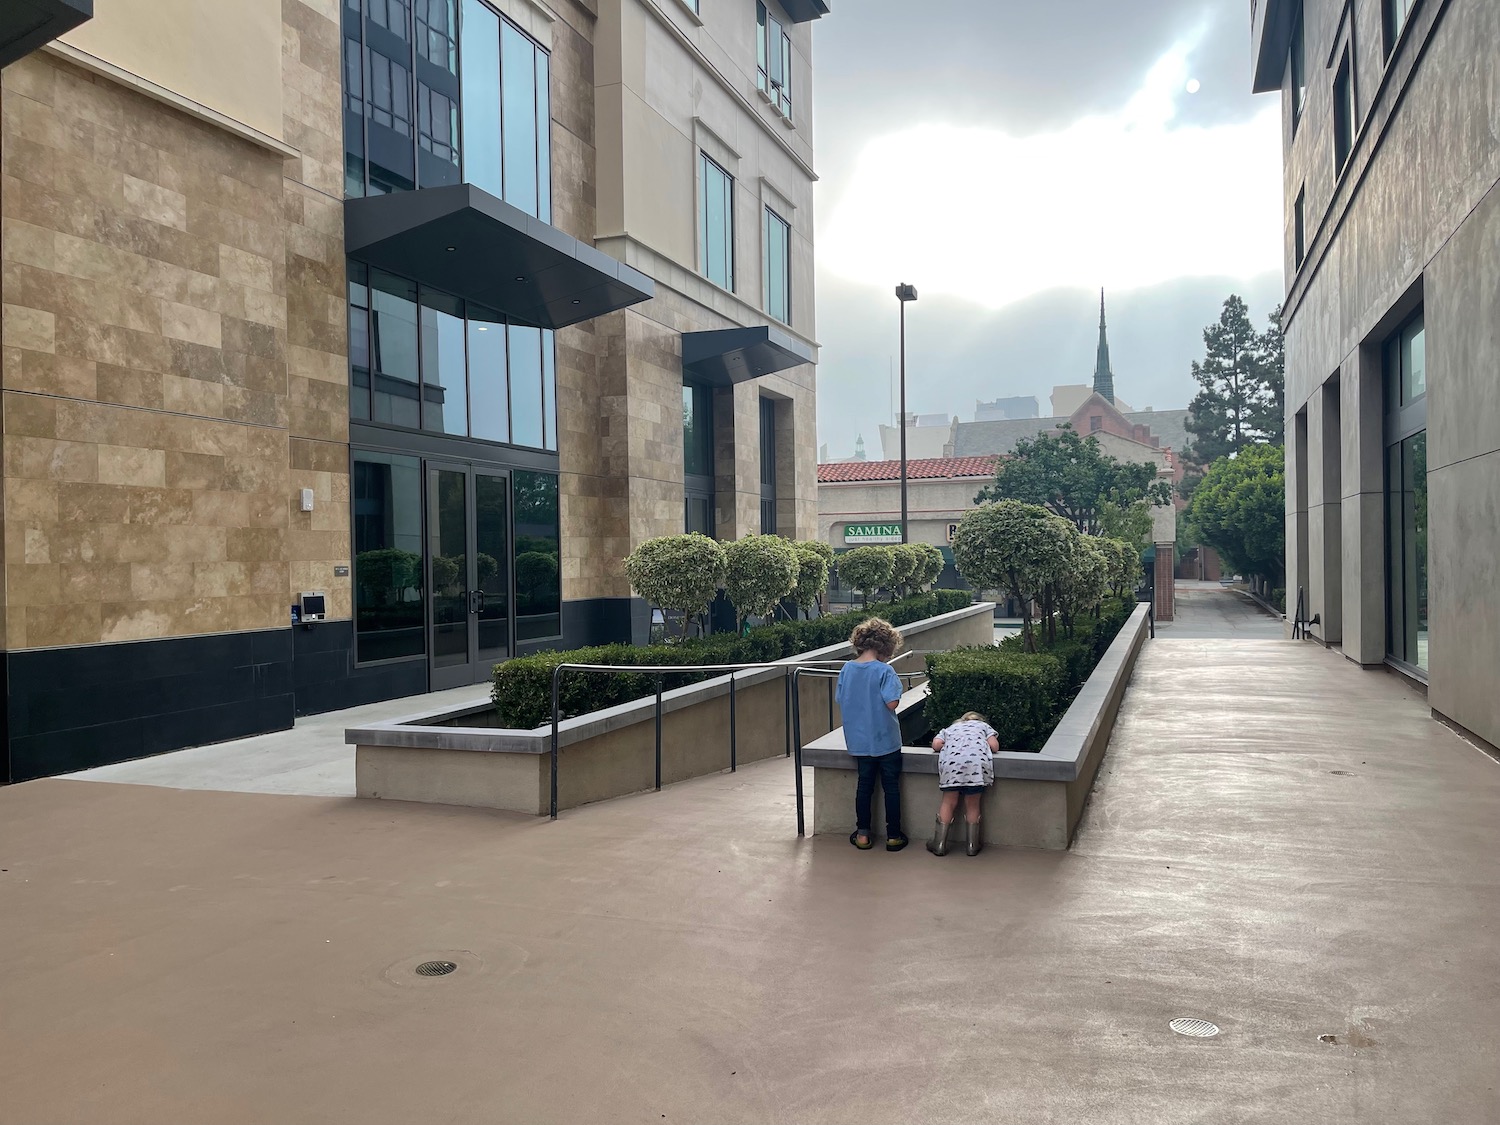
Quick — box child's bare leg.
[938,790,960,824]
[963,792,982,824]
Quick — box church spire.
[1093,288,1116,405]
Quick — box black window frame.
[1293,185,1306,268]
[1382,0,1416,58]
[1332,46,1354,175]
[763,205,791,325]
[756,2,793,120]
[759,396,777,536]
[1382,309,1427,673]
[1289,2,1306,133]
[698,152,736,292]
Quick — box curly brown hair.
[849,617,902,661]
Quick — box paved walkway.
[61,683,489,797]
[3,589,1498,1123]
[1159,579,1285,639]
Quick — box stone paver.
[1160,580,1285,639]
[2,589,1497,1123]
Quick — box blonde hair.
[959,711,987,723]
[849,617,902,661]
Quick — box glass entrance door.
[427,462,512,689]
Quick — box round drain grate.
[1169,1018,1220,1038]
[414,960,458,977]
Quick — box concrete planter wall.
[349,602,996,814]
[803,603,1151,850]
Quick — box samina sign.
[844,523,902,545]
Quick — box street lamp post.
[895,283,918,544]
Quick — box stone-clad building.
[1251,0,1500,749]
[0,0,825,781]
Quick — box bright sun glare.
[820,32,1283,309]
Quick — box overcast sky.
[810,1,1285,456]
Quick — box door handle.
[475,589,487,616]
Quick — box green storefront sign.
[844,523,902,545]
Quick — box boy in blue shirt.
[836,618,908,851]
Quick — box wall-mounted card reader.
[298,591,327,622]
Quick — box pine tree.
[1184,295,1275,466]
[1252,304,1286,445]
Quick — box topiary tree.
[624,533,728,640]
[1098,537,1142,598]
[888,543,921,600]
[791,543,830,619]
[837,545,895,609]
[515,550,559,604]
[724,534,799,630]
[951,501,1073,652]
[1054,536,1110,636]
[910,543,946,592]
[797,540,836,614]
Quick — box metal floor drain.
[1169,1018,1220,1038]
[414,960,458,977]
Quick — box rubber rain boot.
[965,820,983,856]
[926,818,952,856]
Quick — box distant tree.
[910,543,946,593]
[951,501,1073,652]
[1253,304,1286,445]
[975,426,1171,536]
[888,544,922,599]
[1055,536,1110,637]
[1099,500,1153,548]
[1185,295,1280,465]
[1185,445,1286,586]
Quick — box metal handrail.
[1291,585,1320,640]
[546,654,928,820]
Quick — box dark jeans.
[854,750,903,838]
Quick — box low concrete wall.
[805,603,1151,850]
[352,602,996,814]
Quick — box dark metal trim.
[344,184,654,329]
[682,325,814,387]
[0,0,91,69]
[778,0,829,23]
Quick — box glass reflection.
[514,470,560,640]
[458,0,502,197]
[354,452,424,662]
[509,324,544,448]
[370,270,420,427]
[420,289,467,434]
[501,21,539,217]
[467,305,510,443]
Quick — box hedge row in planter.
[924,595,1136,751]
[493,589,973,729]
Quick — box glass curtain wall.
[345,0,551,220]
[513,470,561,640]
[349,266,556,452]
[1384,311,1427,671]
[759,397,777,534]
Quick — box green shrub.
[624,534,727,639]
[838,545,895,606]
[925,648,1066,751]
[791,543,830,617]
[889,544,921,595]
[910,543,946,592]
[493,589,971,729]
[724,535,800,626]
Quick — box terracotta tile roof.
[817,456,999,484]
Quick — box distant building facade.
[974,396,1040,422]
[1252,0,1500,749]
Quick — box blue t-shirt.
[836,659,904,757]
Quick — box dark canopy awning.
[682,325,815,387]
[1,0,91,68]
[780,0,830,23]
[344,184,654,330]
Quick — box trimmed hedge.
[493,589,972,729]
[925,595,1136,751]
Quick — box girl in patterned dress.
[926,711,1000,856]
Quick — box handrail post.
[792,667,805,837]
[654,674,663,792]
[729,671,737,773]
[784,670,792,758]
[549,665,562,820]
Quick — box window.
[1333,49,1354,173]
[1089,415,1103,433]
[344,0,551,219]
[513,470,561,641]
[1294,186,1306,268]
[1383,311,1427,671]
[1289,4,1306,130]
[698,153,735,290]
[760,397,778,535]
[353,451,425,662]
[1383,0,1415,56]
[763,207,791,324]
[757,2,793,119]
[350,264,557,451]
[684,382,716,536]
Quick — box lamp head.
[895,283,918,303]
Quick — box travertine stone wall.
[0,0,348,650]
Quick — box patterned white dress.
[935,719,998,789]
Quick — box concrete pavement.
[2,587,1498,1123]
